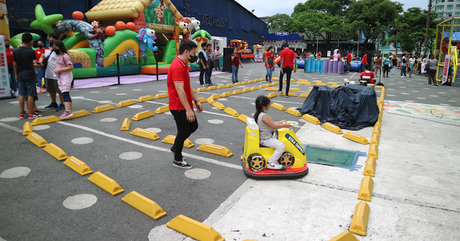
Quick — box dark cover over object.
[296,85,380,130]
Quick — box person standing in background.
[316,51,322,60]
[35,40,46,93]
[374,55,382,78]
[264,46,275,83]
[278,43,296,98]
[391,54,398,75]
[196,42,208,87]
[345,51,352,72]
[214,46,221,71]
[40,33,65,111]
[383,54,390,78]
[231,47,243,83]
[361,52,368,72]
[5,39,17,96]
[205,43,214,86]
[426,54,438,86]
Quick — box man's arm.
[174,81,195,122]
[13,61,18,79]
[190,88,203,113]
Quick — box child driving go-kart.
[359,64,375,86]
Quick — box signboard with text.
[442,54,451,84]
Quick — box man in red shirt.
[442,37,449,61]
[35,41,46,92]
[278,42,297,98]
[361,52,368,72]
[346,51,352,72]
[264,46,275,83]
[168,40,204,169]
[5,39,17,94]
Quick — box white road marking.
[56,122,242,170]
[63,194,97,210]
[0,122,22,133]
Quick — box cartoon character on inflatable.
[188,17,200,34]
[136,28,158,57]
[173,17,190,54]
[88,21,104,41]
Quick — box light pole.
[423,0,435,56]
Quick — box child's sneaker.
[173,159,192,169]
[266,162,285,170]
[59,111,73,120]
[28,112,42,120]
[19,112,28,119]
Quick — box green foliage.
[110,55,139,67]
[144,1,174,25]
[268,14,294,32]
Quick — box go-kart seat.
[259,130,278,148]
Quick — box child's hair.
[254,95,270,124]
[52,40,68,55]
[364,64,371,70]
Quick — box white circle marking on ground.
[63,194,97,210]
[416,97,426,100]
[412,90,419,92]
[100,118,117,122]
[128,104,143,109]
[158,90,167,93]
[109,87,119,89]
[429,95,439,97]
[119,151,143,160]
[37,105,47,109]
[219,98,228,101]
[89,91,100,93]
[185,168,211,180]
[208,119,224,124]
[71,96,85,99]
[164,112,172,115]
[33,125,50,131]
[98,100,112,104]
[0,167,31,178]
[195,138,214,144]
[448,100,457,102]
[0,117,20,122]
[146,128,162,133]
[116,93,127,96]
[399,86,406,88]
[71,137,94,145]
[9,101,19,104]
[387,88,395,91]
[439,92,447,94]
[401,93,410,95]
[132,89,142,91]
[387,94,396,97]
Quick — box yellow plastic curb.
[329,230,360,241]
[237,114,249,123]
[116,99,136,108]
[207,85,217,90]
[266,92,277,98]
[226,83,234,88]
[210,94,221,100]
[286,107,301,117]
[289,87,301,91]
[241,81,248,84]
[23,122,32,136]
[196,87,207,92]
[92,104,115,113]
[66,110,91,120]
[279,92,297,97]
[207,97,215,104]
[212,102,225,110]
[357,176,374,201]
[349,202,370,236]
[121,118,131,131]
[372,126,380,137]
[321,122,343,134]
[224,107,239,117]
[271,103,285,111]
[242,87,251,93]
[130,128,160,141]
[64,156,93,176]
[26,132,47,148]
[299,93,310,98]
[31,115,61,126]
[197,143,233,157]
[232,89,242,95]
[161,135,194,148]
[154,105,170,114]
[301,114,320,125]
[250,86,259,91]
[166,214,225,241]
[154,93,169,99]
[43,143,68,161]
[343,132,370,145]
[122,191,167,220]
[132,110,155,121]
[221,92,232,97]
[370,134,379,146]
[363,156,377,177]
[368,144,378,158]
[259,84,268,88]
[198,97,207,103]
[88,171,124,196]
[137,95,154,102]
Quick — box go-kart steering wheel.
[286,121,299,127]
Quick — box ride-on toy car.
[241,118,309,179]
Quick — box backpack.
[402,57,407,64]
[42,49,54,70]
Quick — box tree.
[268,14,294,32]
[386,19,408,55]
[347,0,404,48]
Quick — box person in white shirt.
[213,46,221,71]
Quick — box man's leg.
[278,71,284,91]
[171,110,198,162]
[199,66,205,85]
[285,67,292,96]
[231,66,236,82]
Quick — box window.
[447,12,453,17]
[457,4,460,8]
[449,0,454,2]
[438,5,445,10]
[456,11,460,16]
[455,19,460,24]
[448,5,454,9]
[438,12,444,17]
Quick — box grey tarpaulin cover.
[296,85,380,130]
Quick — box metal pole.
[155,51,159,81]
[116,53,120,85]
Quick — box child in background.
[52,41,74,119]
[254,95,292,170]
[359,64,375,85]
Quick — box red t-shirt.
[346,53,351,63]
[361,54,367,64]
[316,52,321,57]
[265,52,274,67]
[442,41,448,52]
[231,53,240,66]
[6,48,13,65]
[35,48,45,62]
[280,48,295,69]
[167,57,193,111]
[360,70,375,84]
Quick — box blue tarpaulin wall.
[443,32,460,41]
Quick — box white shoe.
[266,162,284,170]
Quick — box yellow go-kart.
[241,118,309,179]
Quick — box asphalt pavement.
[1,63,459,241]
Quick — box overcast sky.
[234,0,428,17]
